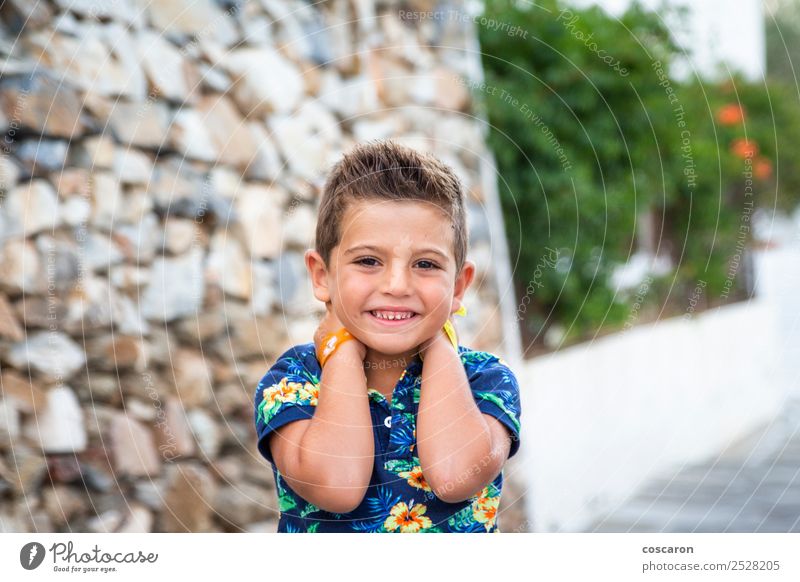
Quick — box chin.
[362,335,418,357]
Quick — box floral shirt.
[254,342,522,533]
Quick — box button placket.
[381,358,422,467]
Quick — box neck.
[362,345,422,392]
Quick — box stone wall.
[0,0,524,532]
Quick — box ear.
[305,249,331,304]
[451,260,476,314]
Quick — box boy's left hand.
[419,319,456,360]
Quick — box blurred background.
[0,0,798,533]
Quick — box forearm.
[417,337,499,501]
[291,344,374,509]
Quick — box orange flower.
[384,501,433,533]
[398,466,431,491]
[298,382,319,406]
[717,104,744,126]
[731,138,758,159]
[473,495,500,529]
[754,157,773,180]
[261,377,300,407]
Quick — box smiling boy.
[254,140,522,532]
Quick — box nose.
[380,260,412,295]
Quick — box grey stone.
[13,139,69,175]
[269,100,341,181]
[235,184,285,259]
[1,180,60,239]
[222,47,304,116]
[0,399,20,450]
[109,413,161,477]
[114,212,160,262]
[160,463,216,532]
[0,238,43,294]
[31,385,88,453]
[7,332,86,381]
[136,30,190,102]
[0,72,93,139]
[141,248,205,321]
[35,235,81,292]
[109,101,170,149]
[206,231,251,300]
[214,482,274,527]
[54,0,143,27]
[187,409,220,459]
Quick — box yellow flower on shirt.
[259,377,319,424]
[398,465,431,492]
[383,501,433,533]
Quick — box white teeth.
[372,311,414,320]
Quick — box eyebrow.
[344,244,450,262]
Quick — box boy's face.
[306,200,475,357]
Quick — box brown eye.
[356,257,379,267]
[416,260,438,270]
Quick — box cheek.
[332,273,370,311]
[424,278,454,300]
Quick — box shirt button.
[383,416,392,428]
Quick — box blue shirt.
[254,341,522,532]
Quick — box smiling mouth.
[367,311,419,325]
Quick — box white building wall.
[518,240,799,531]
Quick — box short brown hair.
[315,140,468,273]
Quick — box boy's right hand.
[314,301,367,365]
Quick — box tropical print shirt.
[254,341,522,533]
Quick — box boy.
[253,140,521,532]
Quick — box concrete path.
[589,403,800,532]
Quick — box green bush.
[478,0,797,350]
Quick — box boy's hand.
[314,301,367,364]
[419,320,455,360]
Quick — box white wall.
[518,243,798,532]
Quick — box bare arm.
[269,341,373,514]
[416,331,512,503]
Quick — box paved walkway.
[590,404,800,532]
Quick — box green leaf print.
[447,503,479,531]
[275,473,297,512]
[383,458,417,474]
[257,398,280,426]
[300,503,322,518]
[474,392,521,432]
[278,490,297,512]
